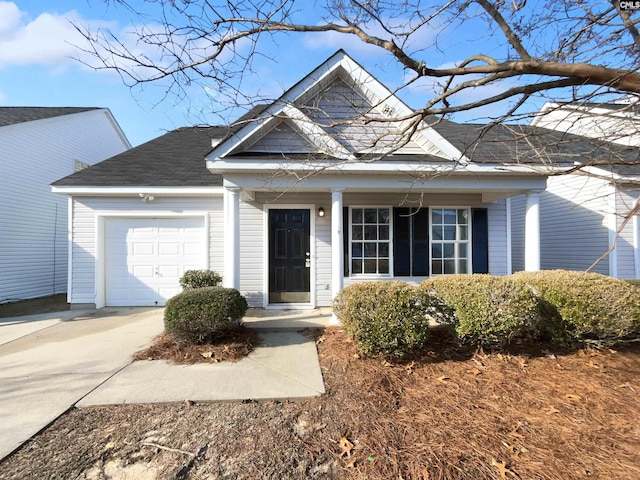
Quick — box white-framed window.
[430,208,471,275]
[349,207,391,275]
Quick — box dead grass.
[1,327,639,480]
[132,326,259,363]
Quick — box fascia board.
[206,158,548,175]
[51,186,225,195]
[576,164,640,183]
[206,112,278,160]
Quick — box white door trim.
[96,211,209,308]
[262,204,316,309]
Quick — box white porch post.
[524,190,541,271]
[224,186,240,289]
[331,188,344,325]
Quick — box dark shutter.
[412,208,430,276]
[472,208,489,274]
[393,208,411,276]
[343,206,349,277]
[393,207,429,276]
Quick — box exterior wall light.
[318,207,325,217]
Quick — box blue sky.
[1,1,538,147]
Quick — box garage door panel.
[132,242,155,255]
[158,242,180,256]
[105,217,205,306]
[157,264,180,278]
[132,265,155,280]
[183,242,203,255]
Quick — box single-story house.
[51,50,638,320]
[0,107,131,303]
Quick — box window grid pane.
[351,207,390,275]
[431,208,470,275]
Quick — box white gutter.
[51,186,225,195]
[206,159,553,175]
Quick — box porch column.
[524,190,541,271]
[224,186,240,289]
[331,188,344,325]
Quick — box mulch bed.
[0,327,638,480]
[132,325,260,363]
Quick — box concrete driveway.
[0,307,164,460]
[0,307,327,461]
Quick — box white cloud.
[0,3,93,68]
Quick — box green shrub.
[510,270,640,344]
[421,275,559,346]
[333,281,454,358]
[626,279,640,288]
[164,286,248,344]
[179,269,223,290]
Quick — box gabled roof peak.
[206,50,465,164]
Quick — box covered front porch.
[219,171,546,323]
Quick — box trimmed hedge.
[510,270,640,344]
[164,286,248,344]
[179,269,223,290]
[333,281,454,358]
[421,275,561,346]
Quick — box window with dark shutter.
[471,208,489,274]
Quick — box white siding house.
[54,51,554,321]
[0,108,131,303]
[510,101,640,279]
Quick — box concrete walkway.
[0,307,328,461]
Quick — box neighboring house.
[0,107,131,303]
[532,98,640,147]
[507,101,640,279]
[51,51,639,319]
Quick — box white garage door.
[105,217,206,306]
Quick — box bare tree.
[76,0,640,273]
[78,1,640,119]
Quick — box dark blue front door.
[268,209,311,303]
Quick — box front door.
[268,209,311,304]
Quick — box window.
[345,206,482,278]
[350,207,390,275]
[431,208,470,275]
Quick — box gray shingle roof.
[0,107,99,127]
[53,126,228,187]
[431,119,640,176]
[52,106,640,188]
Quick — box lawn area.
[0,327,638,479]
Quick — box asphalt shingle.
[52,107,640,188]
[0,107,99,127]
[53,126,228,187]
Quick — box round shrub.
[333,281,455,358]
[421,275,556,346]
[179,269,223,290]
[510,270,640,344]
[164,286,248,344]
